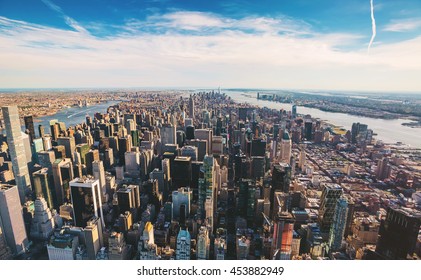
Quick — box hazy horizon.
[1,0,421,91]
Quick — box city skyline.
[1,0,421,91]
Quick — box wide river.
[224,90,421,149]
[32,91,421,148]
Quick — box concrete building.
[0,184,29,255]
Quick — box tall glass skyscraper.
[69,177,104,228]
[2,106,32,203]
[328,197,348,252]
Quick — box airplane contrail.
[368,0,376,54]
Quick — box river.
[32,91,421,148]
[33,100,118,137]
[224,90,421,148]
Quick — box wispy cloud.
[0,11,420,91]
[383,17,421,32]
[41,0,89,34]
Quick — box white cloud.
[383,17,421,32]
[0,11,420,92]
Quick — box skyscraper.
[32,168,56,210]
[29,197,55,240]
[69,177,104,228]
[172,187,191,222]
[376,157,391,181]
[2,106,32,203]
[279,132,292,164]
[376,207,421,259]
[198,155,215,220]
[24,115,35,142]
[189,95,195,119]
[272,163,291,193]
[328,197,348,252]
[0,184,29,255]
[318,183,343,233]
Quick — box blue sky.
[1,0,421,91]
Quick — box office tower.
[188,139,207,161]
[272,163,291,193]
[318,183,343,233]
[185,125,195,140]
[247,182,257,227]
[172,187,191,222]
[150,168,165,197]
[271,212,295,260]
[279,131,292,164]
[376,157,391,181]
[104,148,114,170]
[195,129,213,155]
[304,120,313,141]
[237,236,250,260]
[29,197,55,240]
[176,228,191,260]
[344,197,355,237]
[351,122,361,144]
[85,149,100,175]
[2,106,32,203]
[92,160,106,201]
[237,179,253,217]
[198,155,215,220]
[251,138,266,157]
[70,177,104,227]
[189,95,195,118]
[125,149,140,177]
[172,156,192,190]
[47,228,79,260]
[117,188,134,214]
[38,124,45,138]
[211,136,223,155]
[177,130,186,147]
[328,197,348,252]
[251,156,265,179]
[196,226,210,260]
[42,135,52,150]
[50,122,60,141]
[0,184,29,255]
[24,115,35,142]
[31,138,44,161]
[292,105,297,118]
[298,145,306,170]
[38,150,56,172]
[180,145,198,161]
[0,225,12,260]
[76,143,90,165]
[140,150,153,181]
[376,207,421,259]
[84,217,103,260]
[160,123,176,146]
[57,137,76,160]
[52,158,74,205]
[32,168,55,210]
